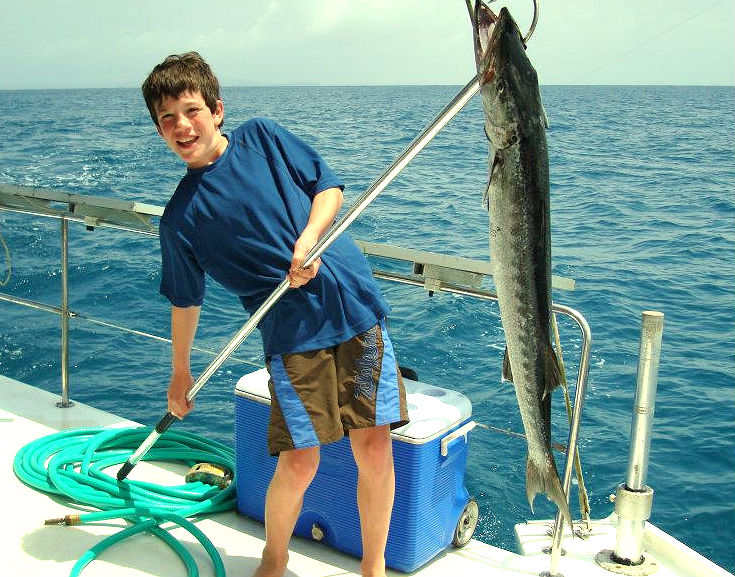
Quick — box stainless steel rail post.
[544,304,592,577]
[117,75,481,481]
[615,311,663,562]
[57,217,73,408]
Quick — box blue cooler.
[234,368,477,572]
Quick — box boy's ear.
[214,99,224,128]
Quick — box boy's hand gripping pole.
[116,75,480,482]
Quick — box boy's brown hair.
[142,52,223,128]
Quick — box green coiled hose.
[13,426,237,577]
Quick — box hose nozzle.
[44,514,81,526]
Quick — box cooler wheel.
[452,498,479,547]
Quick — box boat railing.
[0,181,590,573]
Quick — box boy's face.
[155,90,227,169]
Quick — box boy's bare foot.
[252,550,288,577]
[360,558,387,577]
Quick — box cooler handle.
[440,421,476,457]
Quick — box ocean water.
[0,85,733,572]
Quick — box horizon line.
[1,82,734,92]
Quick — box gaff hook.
[522,0,539,45]
[479,0,539,46]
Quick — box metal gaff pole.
[117,75,481,481]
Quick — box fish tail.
[526,455,574,531]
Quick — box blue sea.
[1,85,733,572]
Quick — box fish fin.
[544,340,564,398]
[541,382,552,441]
[483,148,501,210]
[542,103,550,129]
[502,345,513,383]
[525,455,537,513]
[526,455,574,531]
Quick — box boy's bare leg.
[253,446,320,577]
[350,425,395,577]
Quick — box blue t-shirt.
[158,117,390,355]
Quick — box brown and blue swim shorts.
[265,319,409,455]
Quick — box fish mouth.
[473,1,498,60]
[471,1,499,83]
[472,4,522,85]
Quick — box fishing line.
[574,0,730,84]
[474,420,568,454]
[13,427,237,577]
[71,311,263,370]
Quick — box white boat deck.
[2,374,731,577]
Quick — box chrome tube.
[184,278,290,405]
[626,311,664,490]
[58,217,72,408]
[0,292,64,314]
[614,311,663,564]
[547,304,592,576]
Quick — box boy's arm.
[167,304,201,418]
[288,186,344,288]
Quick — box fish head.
[470,3,544,147]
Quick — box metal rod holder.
[626,311,664,490]
[615,311,663,564]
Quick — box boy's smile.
[155,91,228,169]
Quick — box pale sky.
[1,0,733,89]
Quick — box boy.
[142,52,408,577]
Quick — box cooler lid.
[235,368,271,403]
[393,379,472,442]
[235,368,473,442]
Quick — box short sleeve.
[158,219,205,307]
[270,121,344,198]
